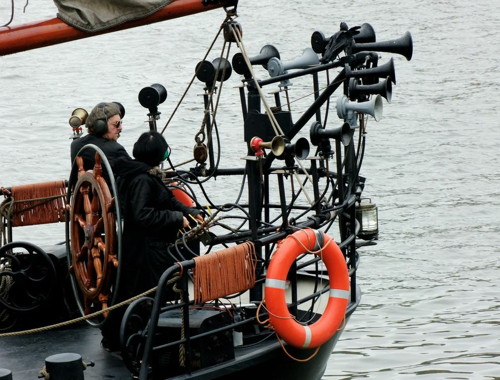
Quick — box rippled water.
[1,0,499,378]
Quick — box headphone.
[92,118,108,136]
[91,102,125,136]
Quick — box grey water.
[1,0,499,379]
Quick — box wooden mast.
[0,0,233,56]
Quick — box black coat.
[114,157,200,297]
[70,133,130,170]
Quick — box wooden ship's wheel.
[66,145,122,326]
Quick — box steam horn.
[250,135,286,157]
[337,94,383,121]
[311,23,376,54]
[232,45,280,75]
[267,48,320,78]
[348,77,392,103]
[277,137,310,160]
[138,83,167,110]
[195,57,232,85]
[310,121,354,147]
[69,108,88,128]
[345,57,396,84]
[351,31,413,61]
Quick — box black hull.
[1,294,359,380]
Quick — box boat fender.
[169,181,196,207]
[264,228,350,348]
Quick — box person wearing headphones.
[70,101,130,170]
[99,131,203,352]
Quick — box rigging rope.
[229,23,317,206]
[0,273,179,338]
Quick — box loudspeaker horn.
[310,23,376,54]
[277,137,310,160]
[68,108,88,128]
[345,57,396,84]
[310,121,354,147]
[354,23,377,43]
[250,135,286,157]
[232,45,280,75]
[337,94,383,121]
[351,31,413,61]
[138,83,167,110]
[267,47,320,77]
[348,77,392,103]
[196,57,232,85]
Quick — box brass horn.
[232,45,280,75]
[345,57,396,84]
[337,94,383,122]
[351,31,413,61]
[195,57,232,85]
[310,121,354,147]
[68,108,88,128]
[311,23,376,54]
[250,135,286,157]
[348,77,392,103]
[267,48,320,78]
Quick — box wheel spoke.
[91,246,103,289]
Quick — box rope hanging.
[7,181,67,227]
[192,242,257,304]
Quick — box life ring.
[264,228,350,348]
[169,181,196,207]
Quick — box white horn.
[267,47,320,78]
[336,94,383,121]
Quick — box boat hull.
[1,305,357,380]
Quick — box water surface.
[1,0,499,378]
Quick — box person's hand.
[194,213,204,224]
[182,216,190,228]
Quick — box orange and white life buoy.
[264,228,350,348]
[169,181,196,207]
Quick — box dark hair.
[133,131,169,166]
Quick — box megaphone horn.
[345,57,396,84]
[138,83,167,110]
[311,30,328,54]
[267,48,320,77]
[232,45,280,75]
[349,77,392,103]
[195,57,232,85]
[337,94,383,122]
[352,31,413,61]
[354,23,377,43]
[310,121,354,147]
[250,135,286,157]
[278,137,310,160]
[69,108,88,128]
[311,23,376,54]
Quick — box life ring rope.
[264,228,350,349]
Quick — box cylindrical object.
[0,368,12,380]
[44,353,85,380]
